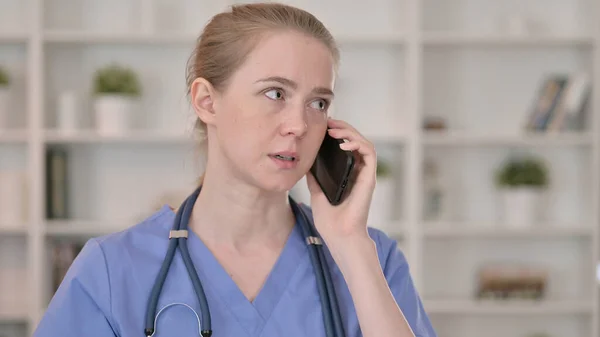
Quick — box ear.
[190,77,218,126]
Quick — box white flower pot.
[0,170,26,227]
[0,87,10,130]
[94,95,137,136]
[500,187,542,229]
[368,177,395,233]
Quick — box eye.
[309,99,329,111]
[265,88,284,100]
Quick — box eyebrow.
[255,76,334,98]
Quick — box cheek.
[303,116,328,158]
[307,111,328,134]
[217,97,258,136]
[216,97,274,156]
[225,91,276,122]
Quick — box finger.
[339,140,359,151]
[338,140,376,170]
[340,142,376,195]
[327,118,359,133]
[327,127,371,147]
[327,119,364,138]
[338,141,365,169]
[331,129,375,158]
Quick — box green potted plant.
[376,159,392,178]
[494,155,549,229]
[92,63,142,135]
[0,66,10,130]
[368,158,395,233]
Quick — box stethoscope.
[144,185,347,337]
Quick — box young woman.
[34,3,436,337]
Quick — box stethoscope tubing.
[178,188,212,336]
[145,186,345,337]
[145,188,212,337]
[293,201,335,337]
[292,200,346,337]
[144,205,182,336]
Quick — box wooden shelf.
[423,32,594,47]
[0,32,28,44]
[0,130,28,144]
[43,31,197,45]
[0,308,28,324]
[0,225,28,235]
[44,219,131,237]
[423,222,594,239]
[424,299,594,315]
[422,130,593,147]
[43,130,196,145]
[42,30,406,46]
[335,32,405,45]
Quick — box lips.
[272,154,295,161]
[269,151,299,169]
[270,151,298,162]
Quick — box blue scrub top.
[34,203,437,337]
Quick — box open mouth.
[272,154,296,161]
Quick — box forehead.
[234,30,336,89]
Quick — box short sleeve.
[371,229,437,337]
[33,238,118,337]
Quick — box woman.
[34,3,436,337]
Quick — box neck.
[188,162,296,250]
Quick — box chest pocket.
[152,302,204,337]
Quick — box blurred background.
[0,0,598,336]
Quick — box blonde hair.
[185,2,340,184]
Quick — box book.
[45,147,69,219]
[525,73,591,132]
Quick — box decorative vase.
[500,187,541,229]
[94,94,136,136]
[0,87,9,130]
[368,176,395,233]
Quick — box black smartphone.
[309,130,356,205]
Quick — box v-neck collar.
[168,207,308,336]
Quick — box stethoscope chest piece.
[148,302,205,337]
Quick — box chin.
[257,171,304,194]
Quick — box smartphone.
[309,130,356,205]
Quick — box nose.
[279,104,308,138]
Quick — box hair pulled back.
[185,2,340,145]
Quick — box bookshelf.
[0,0,597,336]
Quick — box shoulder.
[367,226,408,271]
[56,205,176,306]
[36,206,176,336]
[66,204,176,285]
[93,204,175,253]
